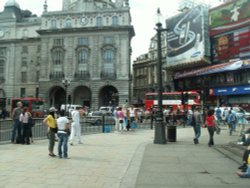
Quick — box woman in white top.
[19,107,30,144]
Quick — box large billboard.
[209,0,250,36]
[166,5,210,68]
[211,28,250,62]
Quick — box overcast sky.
[0,0,221,61]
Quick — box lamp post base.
[154,120,167,144]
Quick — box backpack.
[28,117,35,127]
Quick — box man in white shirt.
[69,106,82,145]
[57,110,70,158]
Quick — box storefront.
[210,85,250,110]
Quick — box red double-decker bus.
[144,91,201,110]
[11,98,45,117]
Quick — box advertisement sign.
[209,0,250,36]
[166,5,210,67]
[211,28,250,62]
[212,85,250,96]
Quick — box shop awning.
[174,60,250,79]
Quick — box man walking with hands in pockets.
[69,106,82,145]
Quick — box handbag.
[215,125,221,135]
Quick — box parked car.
[99,106,113,115]
[85,111,115,125]
[60,104,83,113]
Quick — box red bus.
[11,98,45,117]
[145,91,201,110]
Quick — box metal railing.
[0,116,118,144]
[0,115,156,144]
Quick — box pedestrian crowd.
[113,105,141,133]
[9,102,250,177]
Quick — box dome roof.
[4,0,20,9]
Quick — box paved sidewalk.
[0,130,152,188]
[135,126,249,188]
[0,126,248,188]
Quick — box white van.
[99,106,113,115]
[60,104,82,113]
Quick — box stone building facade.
[0,0,134,111]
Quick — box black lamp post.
[62,79,70,112]
[154,8,167,144]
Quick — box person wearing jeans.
[227,110,237,136]
[57,110,70,159]
[11,102,23,143]
[206,109,216,147]
[193,107,203,144]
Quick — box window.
[20,88,26,98]
[22,57,27,67]
[53,39,64,46]
[52,49,63,65]
[78,49,89,64]
[36,88,39,98]
[65,18,72,28]
[36,71,39,82]
[112,16,118,26]
[51,19,57,28]
[96,17,102,26]
[78,37,88,45]
[0,60,4,80]
[21,72,27,83]
[104,37,113,44]
[22,46,28,53]
[104,49,114,64]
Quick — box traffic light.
[184,92,188,104]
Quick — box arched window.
[65,18,72,28]
[78,49,89,64]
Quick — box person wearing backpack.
[227,110,237,136]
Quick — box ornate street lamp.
[62,79,70,112]
[154,8,167,144]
